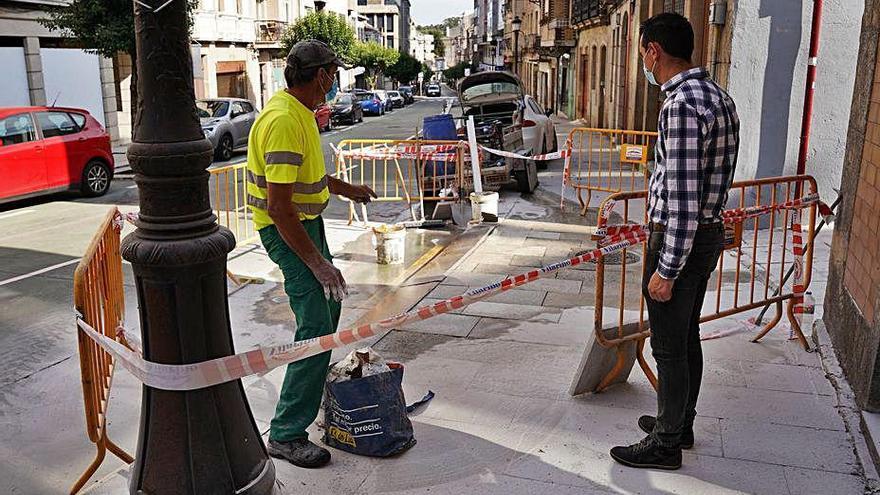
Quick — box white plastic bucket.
[372,224,406,264]
[469,192,499,223]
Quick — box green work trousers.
[259,217,341,442]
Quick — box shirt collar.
[661,67,709,93]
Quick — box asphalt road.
[0,92,458,494]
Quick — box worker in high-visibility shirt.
[246,39,376,469]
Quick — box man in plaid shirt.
[610,13,739,470]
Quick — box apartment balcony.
[255,20,289,47]
[524,33,542,51]
[571,0,610,27]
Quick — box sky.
[410,0,472,26]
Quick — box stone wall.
[824,1,880,411]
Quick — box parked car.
[197,98,257,161]
[387,90,405,108]
[0,106,114,203]
[521,95,557,169]
[398,86,415,104]
[331,93,363,125]
[356,91,385,116]
[457,71,537,193]
[315,103,332,132]
[374,90,394,112]
[426,84,441,97]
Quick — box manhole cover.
[596,251,641,265]
[573,250,641,265]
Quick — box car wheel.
[215,134,233,162]
[537,139,549,170]
[81,160,111,197]
[514,159,539,194]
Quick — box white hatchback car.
[521,95,558,167]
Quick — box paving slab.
[720,420,858,473]
[468,318,588,347]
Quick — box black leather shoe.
[638,415,694,449]
[610,436,682,470]
[267,438,331,468]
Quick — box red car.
[0,106,114,204]
[315,103,332,132]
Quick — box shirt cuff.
[656,261,680,280]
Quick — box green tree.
[386,52,422,84]
[41,0,198,123]
[280,11,357,62]
[443,61,470,81]
[350,42,399,89]
[421,63,434,84]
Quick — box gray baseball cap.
[286,39,350,70]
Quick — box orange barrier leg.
[750,301,782,343]
[636,337,658,391]
[70,442,106,495]
[594,345,628,393]
[786,299,812,351]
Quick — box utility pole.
[121,1,277,493]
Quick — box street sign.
[418,71,424,82]
[464,68,471,77]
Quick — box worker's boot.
[268,438,331,469]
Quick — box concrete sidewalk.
[84,189,879,494]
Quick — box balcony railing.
[572,0,607,25]
[255,19,288,44]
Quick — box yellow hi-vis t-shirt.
[246,90,329,229]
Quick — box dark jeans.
[643,225,724,448]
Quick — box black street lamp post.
[512,16,522,77]
[122,1,277,493]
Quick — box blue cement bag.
[323,363,416,457]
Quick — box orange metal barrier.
[564,127,657,216]
[209,163,258,246]
[71,208,134,494]
[590,175,818,393]
[334,139,468,223]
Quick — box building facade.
[0,0,119,142]
[356,0,410,52]
[410,27,434,64]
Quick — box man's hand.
[341,183,377,204]
[647,272,675,302]
[310,258,348,302]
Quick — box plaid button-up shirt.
[649,67,740,280]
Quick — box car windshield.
[461,82,519,102]
[399,86,411,92]
[429,85,439,89]
[336,94,353,105]
[389,91,400,97]
[196,100,229,118]
[358,93,376,101]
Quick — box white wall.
[727,0,864,200]
[0,47,31,107]
[40,48,105,126]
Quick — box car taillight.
[522,119,537,128]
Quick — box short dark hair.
[284,62,334,88]
[640,12,694,62]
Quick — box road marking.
[0,258,81,287]
[0,209,35,221]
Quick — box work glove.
[311,258,348,302]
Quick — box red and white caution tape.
[76,227,647,392]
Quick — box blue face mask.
[326,79,339,101]
[321,70,338,102]
[643,53,659,86]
